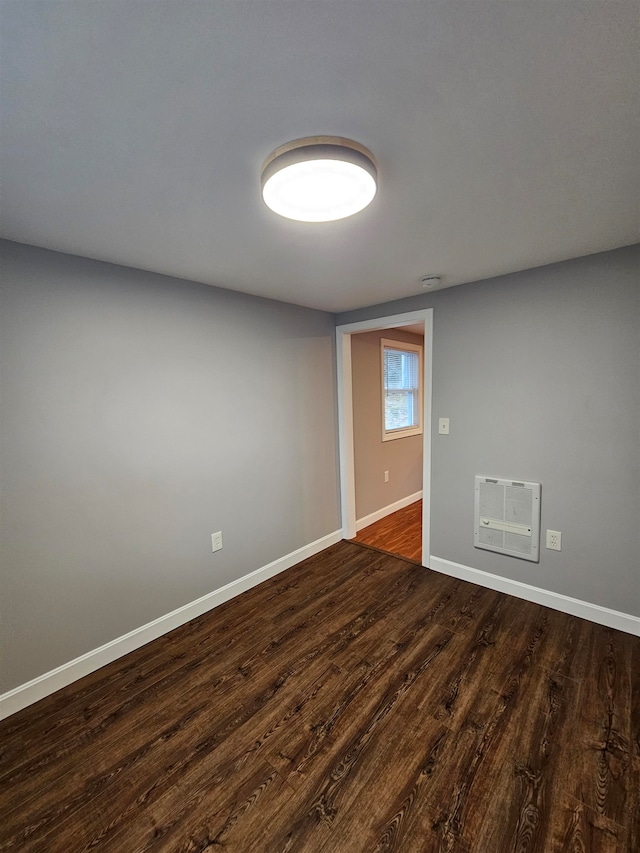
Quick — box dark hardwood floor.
[1,540,638,852]
[353,500,422,562]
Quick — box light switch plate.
[438,418,450,435]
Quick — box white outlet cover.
[546,530,562,551]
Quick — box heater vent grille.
[474,476,541,562]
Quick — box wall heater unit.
[474,476,541,562]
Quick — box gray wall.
[0,241,340,692]
[338,246,640,617]
[352,329,423,520]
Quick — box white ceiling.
[1,1,638,313]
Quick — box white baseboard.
[356,491,422,532]
[429,555,640,637]
[0,530,343,721]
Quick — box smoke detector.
[420,275,441,289]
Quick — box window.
[381,338,423,441]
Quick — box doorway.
[336,309,433,566]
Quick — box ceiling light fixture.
[261,136,377,222]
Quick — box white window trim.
[381,338,423,442]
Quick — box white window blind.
[381,340,423,440]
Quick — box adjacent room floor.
[1,540,638,851]
[352,499,422,563]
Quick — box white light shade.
[261,137,377,222]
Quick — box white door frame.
[336,308,433,566]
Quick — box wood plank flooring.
[353,500,422,562]
[1,540,638,852]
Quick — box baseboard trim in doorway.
[356,491,422,532]
[429,555,640,636]
[0,529,343,721]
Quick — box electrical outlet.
[546,530,562,551]
[211,531,223,553]
[384,470,389,482]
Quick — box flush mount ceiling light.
[261,136,377,222]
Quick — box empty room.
[0,2,638,851]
